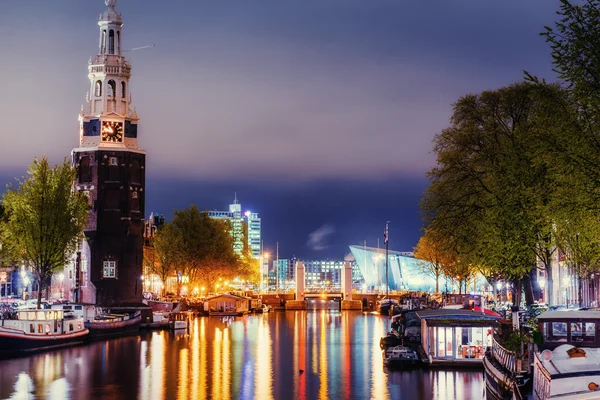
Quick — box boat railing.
[492,336,518,375]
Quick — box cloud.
[307,224,335,251]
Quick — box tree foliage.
[413,230,456,293]
[0,157,89,308]
[152,205,259,295]
[421,82,568,304]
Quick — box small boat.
[0,309,88,357]
[85,311,141,338]
[378,298,399,316]
[383,345,420,368]
[169,312,190,330]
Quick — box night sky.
[0,1,559,259]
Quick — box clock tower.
[71,0,145,306]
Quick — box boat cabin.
[537,310,600,351]
[417,309,500,363]
[51,303,96,323]
[1,309,85,335]
[204,294,249,315]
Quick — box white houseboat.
[533,310,600,399]
[0,309,88,356]
[417,309,500,365]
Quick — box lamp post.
[538,276,546,304]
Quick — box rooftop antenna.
[123,44,156,52]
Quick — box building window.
[109,157,118,166]
[103,261,116,278]
[121,82,126,98]
[101,30,106,54]
[109,30,115,54]
[107,80,116,97]
[95,80,102,97]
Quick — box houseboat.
[417,309,500,366]
[204,294,250,316]
[378,298,399,316]
[533,310,600,399]
[51,304,141,339]
[483,334,530,400]
[0,309,88,356]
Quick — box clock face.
[101,121,123,143]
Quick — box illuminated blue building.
[349,245,437,292]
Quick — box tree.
[413,230,456,293]
[1,157,89,308]
[421,83,567,305]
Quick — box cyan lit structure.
[349,245,437,292]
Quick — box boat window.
[78,322,82,330]
[47,311,53,319]
[544,322,568,342]
[30,324,35,333]
[38,324,43,333]
[75,306,82,310]
[571,322,595,343]
[70,323,74,332]
[46,324,50,333]
[37,311,45,320]
[28,312,35,320]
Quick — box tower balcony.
[89,64,131,77]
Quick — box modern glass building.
[274,258,358,291]
[349,245,438,292]
[208,196,261,258]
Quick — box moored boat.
[86,311,142,338]
[378,298,399,316]
[383,345,421,368]
[51,304,141,339]
[0,309,88,357]
[533,310,600,399]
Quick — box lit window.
[103,261,116,278]
[109,157,118,166]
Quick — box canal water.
[0,311,485,400]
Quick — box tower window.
[79,156,92,183]
[103,261,116,278]
[101,30,106,54]
[95,81,102,97]
[109,30,115,54]
[107,80,116,97]
[117,31,121,54]
[121,82,126,98]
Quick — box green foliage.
[0,157,90,308]
[422,83,568,300]
[414,229,457,293]
[153,205,259,294]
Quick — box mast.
[384,222,389,297]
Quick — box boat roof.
[538,344,600,376]
[415,309,500,326]
[537,310,600,321]
[205,293,248,301]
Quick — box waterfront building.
[274,258,358,291]
[208,196,261,258]
[65,0,145,305]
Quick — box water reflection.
[0,312,484,399]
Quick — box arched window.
[117,31,121,54]
[95,81,102,97]
[101,30,106,54]
[107,80,116,97]
[121,82,126,98]
[109,30,115,54]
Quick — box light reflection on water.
[0,312,484,399]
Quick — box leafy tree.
[422,83,566,305]
[1,157,89,309]
[413,230,456,293]
[145,228,177,297]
